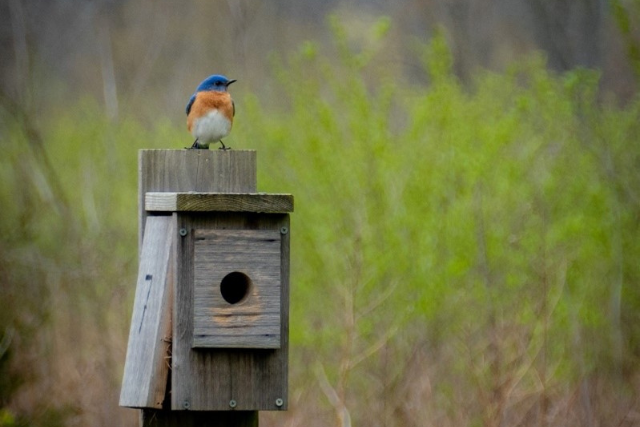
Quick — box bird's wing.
[232,99,235,117]
[186,93,196,115]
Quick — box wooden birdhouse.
[119,150,293,423]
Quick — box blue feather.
[186,94,196,115]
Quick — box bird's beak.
[227,79,237,86]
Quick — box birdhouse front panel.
[193,229,282,349]
[172,210,290,411]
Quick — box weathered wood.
[193,229,282,349]
[120,215,175,408]
[128,148,289,426]
[173,213,289,411]
[145,193,293,213]
[138,150,257,252]
[141,410,258,427]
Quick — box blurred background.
[1,0,640,426]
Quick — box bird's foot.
[218,140,231,150]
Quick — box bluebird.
[186,74,236,150]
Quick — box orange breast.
[187,91,234,132]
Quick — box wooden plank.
[173,213,289,411]
[192,335,279,349]
[120,215,175,408]
[145,193,294,213]
[138,150,257,253]
[192,229,281,349]
[141,410,258,427]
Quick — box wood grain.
[130,149,289,422]
[120,215,175,409]
[145,192,293,213]
[193,229,282,349]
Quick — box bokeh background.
[1,1,640,426]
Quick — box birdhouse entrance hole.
[220,271,252,304]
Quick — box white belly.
[192,110,232,146]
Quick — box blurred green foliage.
[1,20,639,426]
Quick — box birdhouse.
[120,150,293,415]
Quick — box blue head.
[196,74,236,93]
